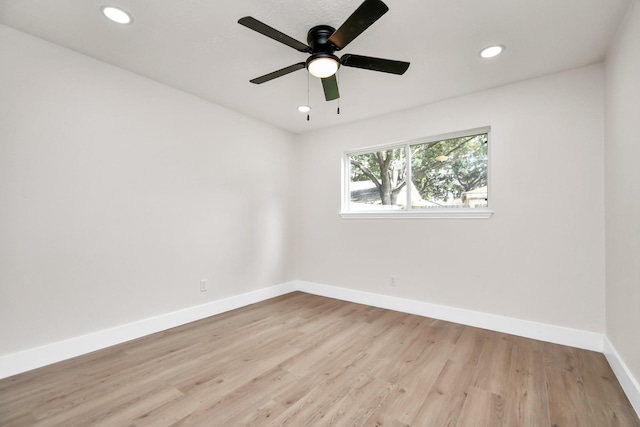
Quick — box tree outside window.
[346,131,488,213]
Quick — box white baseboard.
[294,280,604,352]
[604,337,640,418]
[0,282,296,380]
[3,280,636,416]
[0,279,624,406]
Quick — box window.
[342,128,492,219]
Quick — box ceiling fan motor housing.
[307,25,336,52]
[306,25,340,72]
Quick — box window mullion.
[344,153,351,212]
[405,144,411,210]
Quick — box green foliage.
[411,134,487,203]
[350,148,406,205]
[349,133,487,206]
[350,148,405,183]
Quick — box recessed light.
[298,105,311,113]
[480,45,504,59]
[101,6,132,24]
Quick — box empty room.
[1,0,639,425]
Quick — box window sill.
[339,208,494,219]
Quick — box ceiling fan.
[238,0,410,102]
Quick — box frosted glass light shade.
[307,57,339,78]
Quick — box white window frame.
[340,127,493,219]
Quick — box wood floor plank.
[503,344,550,426]
[223,398,286,427]
[471,332,513,397]
[547,367,598,426]
[88,386,184,427]
[577,349,640,426]
[372,322,454,425]
[410,358,477,426]
[180,366,291,426]
[0,292,637,427]
[318,374,393,427]
[455,386,505,427]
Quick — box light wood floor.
[1,292,638,426]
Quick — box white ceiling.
[0,0,632,134]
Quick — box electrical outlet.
[200,279,208,292]
[390,276,396,287]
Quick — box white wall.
[0,25,296,356]
[0,17,619,372]
[605,0,640,391]
[295,65,606,332]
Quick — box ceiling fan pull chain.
[307,73,311,121]
[337,72,341,114]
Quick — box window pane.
[349,148,407,211]
[410,133,488,209]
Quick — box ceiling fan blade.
[340,54,410,75]
[321,75,340,101]
[328,0,389,50]
[250,62,306,84]
[238,17,311,53]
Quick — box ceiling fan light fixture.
[239,0,410,102]
[101,6,132,24]
[480,45,504,59]
[307,54,340,79]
